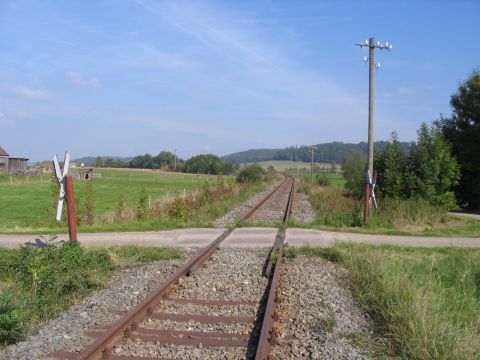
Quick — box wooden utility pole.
[356,36,392,223]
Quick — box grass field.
[0,169,222,231]
[290,244,480,359]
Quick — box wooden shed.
[0,146,29,174]
[74,168,94,180]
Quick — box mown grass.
[0,241,182,347]
[0,169,221,230]
[290,244,480,359]
[299,183,480,237]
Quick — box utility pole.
[355,36,392,223]
[309,146,316,183]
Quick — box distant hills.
[70,141,411,166]
[221,141,411,164]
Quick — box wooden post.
[65,176,77,241]
[364,183,370,224]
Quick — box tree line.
[221,141,411,164]
[93,152,236,175]
[343,70,479,210]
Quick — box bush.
[167,192,187,221]
[236,164,265,183]
[0,289,24,345]
[342,153,366,197]
[315,173,330,186]
[135,187,149,220]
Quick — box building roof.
[0,146,9,157]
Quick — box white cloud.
[398,86,418,95]
[398,85,432,95]
[110,43,201,70]
[0,111,11,124]
[67,71,101,88]
[12,85,52,100]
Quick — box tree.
[437,70,480,209]
[406,123,460,208]
[342,153,366,197]
[376,132,406,198]
[184,154,233,175]
[237,164,265,183]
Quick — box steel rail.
[263,177,294,277]
[48,177,295,360]
[49,238,222,360]
[255,242,284,360]
[256,177,294,358]
[241,177,291,222]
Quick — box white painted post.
[9,176,12,185]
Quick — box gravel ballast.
[213,180,282,228]
[291,191,316,224]
[271,255,374,359]
[116,249,269,359]
[0,255,189,360]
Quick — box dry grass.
[296,244,480,359]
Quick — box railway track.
[48,177,295,360]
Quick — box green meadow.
[0,168,223,231]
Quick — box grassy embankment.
[293,176,480,237]
[0,242,182,347]
[0,168,271,234]
[288,244,480,360]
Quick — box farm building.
[73,168,93,180]
[0,146,29,174]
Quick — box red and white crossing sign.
[52,151,70,221]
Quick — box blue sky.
[0,0,478,161]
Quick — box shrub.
[0,289,24,345]
[135,187,149,221]
[342,153,366,197]
[315,173,330,186]
[84,180,95,225]
[167,192,187,221]
[236,164,265,183]
[115,193,128,223]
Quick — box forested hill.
[221,141,411,164]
